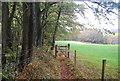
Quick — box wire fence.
[2,47,48,79]
[54,43,119,80]
[3,44,119,79]
[69,50,119,79]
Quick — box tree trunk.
[51,7,61,50]
[2,2,8,71]
[41,3,49,46]
[35,3,42,47]
[27,3,34,64]
[18,2,30,72]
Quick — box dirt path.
[58,55,74,79]
[57,54,83,79]
[16,48,84,79]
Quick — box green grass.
[55,41,118,79]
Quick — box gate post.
[68,44,70,59]
[55,45,58,58]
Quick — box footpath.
[58,54,84,79]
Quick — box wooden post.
[55,45,58,58]
[74,50,76,66]
[101,59,106,81]
[68,44,70,59]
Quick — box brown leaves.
[16,48,60,79]
[58,53,84,79]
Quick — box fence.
[2,47,47,79]
[55,43,119,80]
[3,44,119,80]
[73,50,119,80]
[54,44,70,58]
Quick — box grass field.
[55,41,118,79]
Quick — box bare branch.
[91,2,118,16]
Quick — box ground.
[16,48,84,79]
[58,54,83,79]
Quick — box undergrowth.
[16,48,60,79]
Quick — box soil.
[16,48,84,79]
[57,53,84,79]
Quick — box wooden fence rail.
[55,44,70,58]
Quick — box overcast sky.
[75,1,118,30]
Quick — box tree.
[35,2,57,47]
[18,3,30,72]
[27,3,34,63]
[78,28,104,43]
[35,3,42,47]
[2,2,9,70]
[51,5,62,50]
[7,2,16,50]
[83,1,119,25]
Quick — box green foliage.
[42,2,81,45]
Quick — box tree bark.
[18,2,30,72]
[27,3,34,64]
[35,3,42,47]
[35,2,57,47]
[2,2,9,70]
[51,7,62,50]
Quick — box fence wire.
[2,47,48,79]
[2,45,119,79]
[69,51,118,79]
